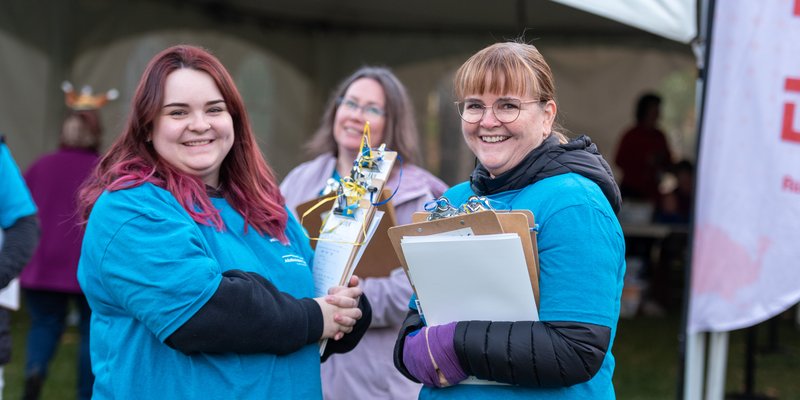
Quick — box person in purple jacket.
[20,110,102,400]
[281,66,447,400]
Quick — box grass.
[3,303,81,400]
[614,311,800,399]
[2,306,798,399]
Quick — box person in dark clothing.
[614,92,673,203]
[393,41,625,399]
[75,45,370,399]
[0,136,40,395]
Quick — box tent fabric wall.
[0,0,696,182]
[69,31,317,178]
[0,32,49,161]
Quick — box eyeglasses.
[455,98,544,124]
[337,98,386,119]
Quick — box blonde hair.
[454,42,568,143]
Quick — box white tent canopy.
[554,0,697,43]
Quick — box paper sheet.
[401,233,538,326]
[312,211,383,297]
[316,211,384,355]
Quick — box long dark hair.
[305,66,420,164]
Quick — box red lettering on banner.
[795,0,800,16]
[782,78,800,143]
[783,176,800,193]
[787,77,800,92]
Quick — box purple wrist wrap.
[402,322,467,387]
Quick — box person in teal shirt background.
[76,45,370,399]
[394,41,625,399]
[0,136,40,395]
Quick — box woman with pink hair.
[77,45,370,399]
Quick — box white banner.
[689,0,800,333]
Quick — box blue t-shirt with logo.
[0,141,37,229]
[411,173,625,400]
[78,183,320,399]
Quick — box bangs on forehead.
[455,48,539,99]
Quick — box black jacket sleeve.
[320,294,372,362]
[165,269,323,355]
[0,214,39,288]
[393,308,424,383]
[453,320,611,387]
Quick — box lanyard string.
[370,153,403,206]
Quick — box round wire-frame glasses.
[455,98,544,124]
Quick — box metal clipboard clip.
[460,195,493,214]
[424,197,460,221]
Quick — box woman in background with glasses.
[281,66,447,400]
[393,41,625,399]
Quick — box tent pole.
[705,331,729,400]
[677,0,716,398]
[684,331,707,400]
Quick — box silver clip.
[425,197,460,220]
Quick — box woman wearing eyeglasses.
[393,42,625,399]
[281,66,447,400]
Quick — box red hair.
[78,45,288,242]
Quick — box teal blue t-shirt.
[78,183,320,399]
[0,142,37,228]
[412,173,625,400]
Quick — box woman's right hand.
[314,292,363,341]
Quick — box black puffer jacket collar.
[469,134,622,214]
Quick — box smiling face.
[151,68,234,187]
[333,78,386,158]
[461,90,556,177]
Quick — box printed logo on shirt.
[282,254,308,267]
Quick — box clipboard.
[388,210,539,306]
[352,191,400,278]
[308,149,397,295]
[297,189,400,278]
